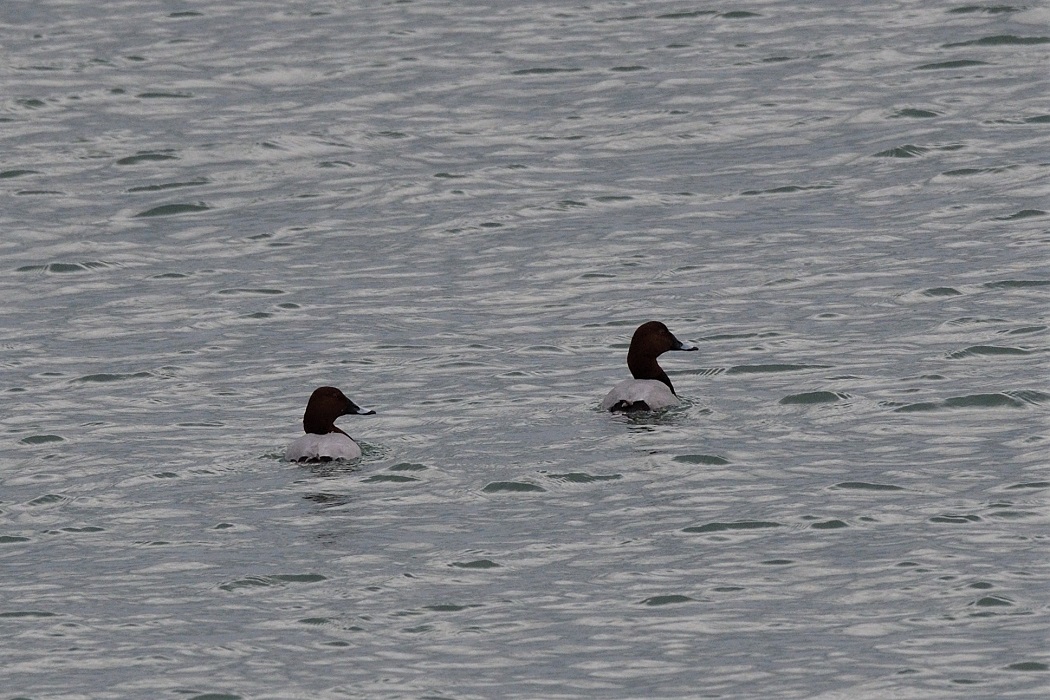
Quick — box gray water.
[2,1,1049,698]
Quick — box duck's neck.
[628,353,676,395]
[303,414,348,436]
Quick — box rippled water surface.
[2,1,1049,698]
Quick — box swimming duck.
[602,321,697,411]
[284,386,374,462]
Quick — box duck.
[602,321,698,412]
[284,386,374,462]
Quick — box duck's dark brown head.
[302,386,374,435]
[626,321,697,394]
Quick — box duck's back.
[284,433,362,462]
[602,378,680,412]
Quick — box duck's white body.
[284,433,362,462]
[602,378,681,412]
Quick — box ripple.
[127,179,209,192]
[133,202,211,217]
[219,574,326,592]
[914,60,990,70]
[0,168,41,178]
[946,345,1033,359]
[27,494,70,507]
[921,286,963,297]
[810,519,849,529]
[672,454,730,465]
[116,152,178,166]
[873,144,929,158]
[1006,390,1049,405]
[362,474,420,483]
[423,603,480,612]
[947,6,1021,15]
[896,393,1029,412]
[16,261,114,274]
[890,108,940,119]
[942,166,1018,177]
[971,595,1013,607]
[929,514,981,524]
[779,391,849,405]
[682,520,782,533]
[135,91,194,99]
[830,482,906,492]
[20,434,64,444]
[216,288,286,296]
[1000,325,1046,336]
[986,209,1045,220]
[726,364,831,374]
[640,594,695,606]
[983,279,1050,289]
[449,559,500,569]
[544,472,621,483]
[740,184,833,196]
[945,35,1050,48]
[482,481,546,493]
[655,10,718,19]
[389,463,428,472]
[511,67,581,75]
[74,372,154,383]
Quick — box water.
[2,1,1049,698]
